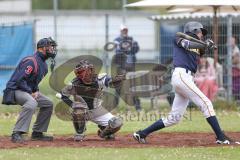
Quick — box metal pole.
[105,14,109,75]
[53,0,58,41]
[226,15,232,101]
[156,21,161,64]
[33,20,37,51]
[213,6,219,68]
[122,0,127,24]
[91,0,96,10]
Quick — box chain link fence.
[153,14,240,103]
[1,9,240,104]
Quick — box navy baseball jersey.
[114,36,139,63]
[173,35,203,73]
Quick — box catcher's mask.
[37,37,58,59]
[74,60,96,84]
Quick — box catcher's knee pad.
[98,116,123,138]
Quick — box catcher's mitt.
[109,74,126,88]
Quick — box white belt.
[174,67,194,76]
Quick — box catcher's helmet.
[184,21,208,36]
[74,60,96,84]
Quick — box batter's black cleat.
[31,132,53,141]
[133,131,146,144]
[11,132,25,143]
[216,134,233,144]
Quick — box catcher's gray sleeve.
[61,85,75,96]
[61,85,88,109]
[61,85,75,107]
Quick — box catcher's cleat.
[74,133,85,142]
[31,132,53,141]
[104,134,115,140]
[97,129,115,140]
[11,132,25,143]
[97,129,105,138]
[133,131,146,144]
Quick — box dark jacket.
[114,35,139,64]
[5,51,48,94]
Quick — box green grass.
[1,109,239,160]
[0,147,240,160]
[0,110,239,136]
[1,73,240,160]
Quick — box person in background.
[113,24,141,111]
[231,36,240,100]
[231,36,240,68]
[194,56,218,101]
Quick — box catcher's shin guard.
[72,108,87,134]
[73,121,86,134]
[98,117,123,138]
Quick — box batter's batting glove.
[205,39,217,50]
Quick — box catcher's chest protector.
[72,79,100,97]
[72,79,102,110]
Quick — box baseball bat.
[176,32,217,50]
[176,32,207,46]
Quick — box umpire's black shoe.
[31,132,53,141]
[11,131,25,143]
[133,130,146,144]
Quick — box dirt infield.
[0,132,240,149]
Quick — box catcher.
[56,60,124,141]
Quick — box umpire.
[113,24,141,111]
[3,37,57,143]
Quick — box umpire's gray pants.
[13,90,53,133]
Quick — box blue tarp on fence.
[0,22,34,95]
[160,23,181,64]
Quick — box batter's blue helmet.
[184,21,208,36]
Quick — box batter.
[133,21,233,145]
